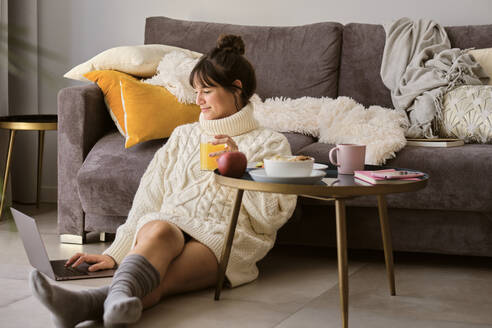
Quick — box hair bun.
[216,34,245,55]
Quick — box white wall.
[13,0,492,202]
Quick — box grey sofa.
[58,16,492,256]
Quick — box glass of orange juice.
[200,134,226,170]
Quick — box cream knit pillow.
[441,85,492,143]
[64,44,202,81]
[469,48,492,86]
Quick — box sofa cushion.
[295,142,492,212]
[280,132,317,155]
[339,23,492,108]
[77,130,315,217]
[145,16,343,100]
[385,144,492,212]
[338,23,392,108]
[77,131,166,216]
[295,142,336,167]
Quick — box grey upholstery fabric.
[294,142,336,167]
[278,204,492,257]
[85,213,125,234]
[296,142,492,212]
[280,132,317,155]
[145,17,343,100]
[77,132,165,217]
[77,132,316,218]
[57,84,113,235]
[338,23,393,108]
[445,24,492,49]
[385,144,492,212]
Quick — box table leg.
[215,188,244,301]
[377,195,396,296]
[37,130,45,208]
[335,199,348,328]
[0,130,16,219]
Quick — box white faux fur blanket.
[144,51,408,165]
[143,50,201,104]
[255,96,409,165]
[318,97,409,165]
[251,96,331,138]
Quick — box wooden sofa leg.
[60,233,86,245]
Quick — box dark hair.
[189,34,256,110]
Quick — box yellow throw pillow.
[84,70,137,135]
[120,78,200,148]
[469,48,492,86]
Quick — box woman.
[30,34,297,327]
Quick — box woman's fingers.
[212,135,238,151]
[209,150,227,157]
[71,254,99,268]
[65,252,83,266]
[71,254,88,268]
[88,262,110,272]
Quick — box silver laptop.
[11,208,115,281]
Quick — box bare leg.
[130,220,186,275]
[142,239,219,308]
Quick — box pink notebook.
[354,169,423,185]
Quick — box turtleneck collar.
[199,102,259,137]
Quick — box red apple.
[217,151,247,178]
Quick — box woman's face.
[194,79,240,120]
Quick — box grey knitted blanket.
[381,18,489,138]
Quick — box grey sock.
[29,269,108,328]
[103,254,160,326]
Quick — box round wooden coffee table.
[0,115,57,218]
[213,168,428,328]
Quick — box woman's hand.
[209,134,238,157]
[65,253,116,272]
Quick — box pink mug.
[329,144,366,174]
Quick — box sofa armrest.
[57,84,113,237]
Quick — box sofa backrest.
[339,23,492,108]
[145,17,343,100]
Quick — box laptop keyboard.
[51,260,89,277]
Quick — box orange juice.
[200,142,225,170]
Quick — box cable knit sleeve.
[102,129,179,264]
[240,130,298,236]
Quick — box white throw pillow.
[469,48,492,86]
[64,44,202,81]
[441,85,492,143]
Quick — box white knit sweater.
[103,103,297,287]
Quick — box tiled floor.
[1,203,491,327]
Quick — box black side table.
[0,115,57,218]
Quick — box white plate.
[249,169,326,185]
[313,163,329,170]
[248,162,329,170]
